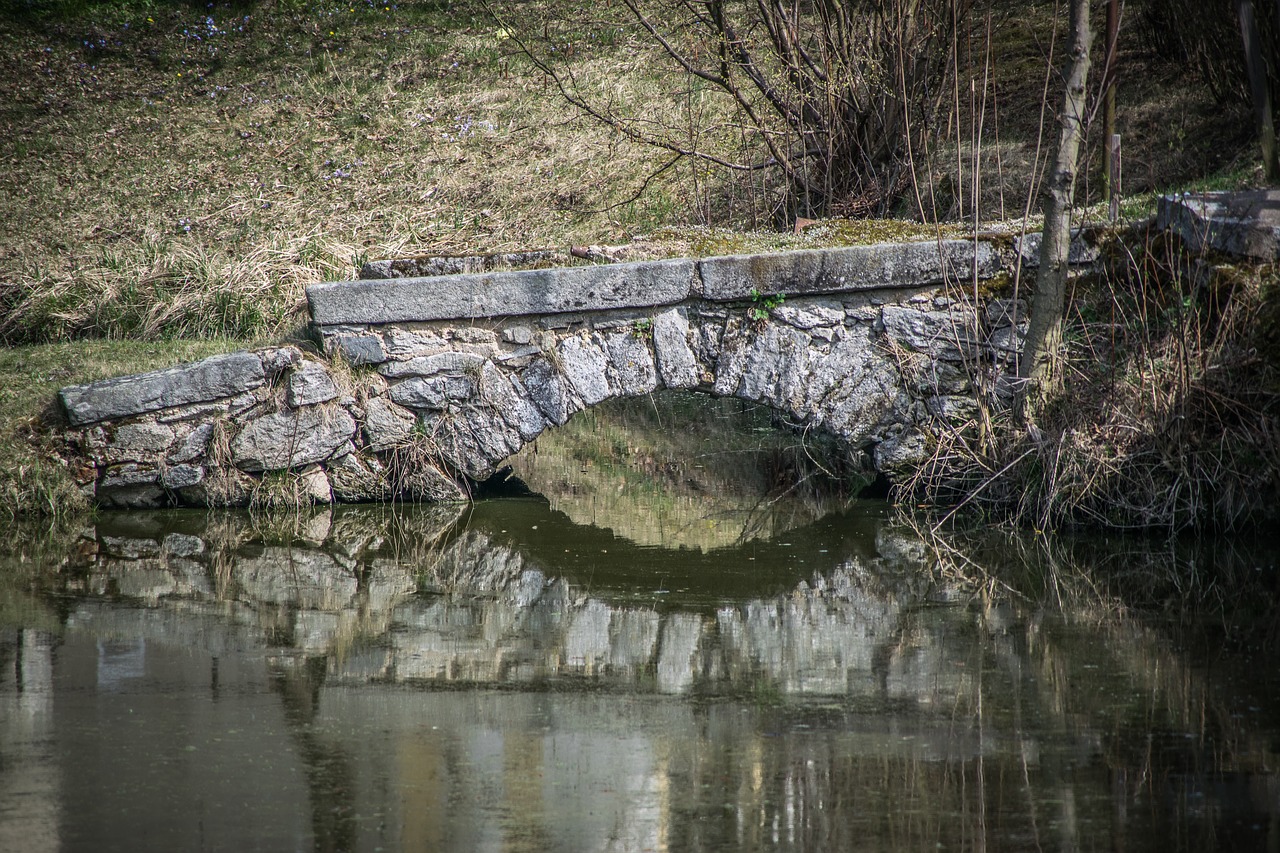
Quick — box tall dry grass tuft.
[900,227,1280,532]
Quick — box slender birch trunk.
[1017,0,1092,419]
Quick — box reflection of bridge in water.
[69,503,971,704]
[6,504,1280,852]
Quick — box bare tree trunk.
[1238,0,1280,180]
[1017,0,1092,420]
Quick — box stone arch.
[394,297,968,492]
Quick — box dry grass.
[900,229,1280,532]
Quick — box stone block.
[1158,189,1280,260]
[60,351,268,427]
[1015,230,1100,267]
[287,361,339,407]
[363,397,418,452]
[557,335,611,406]
[696,240,999,302]
[520,358,579,426]
[307,258,697,325]
[378,351,486,379]
[231,407,357,472]
[603,330,658,397]
[388,375,476,410]
[326,332,387,366]
[651,308,700,389]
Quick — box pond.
[2,395,1278,852]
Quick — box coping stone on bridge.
[59,349,298,427]
[695,239,1001,300]
[307,258,699,325]
[307,240,1000,327]
[1158,189,1280,260]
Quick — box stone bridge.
[58,238,1039,508]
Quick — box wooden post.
[1103,0,1120,205]
[1238,0,1280,180]
[1108,134,1121,221]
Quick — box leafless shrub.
[496,0,971,222]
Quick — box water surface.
[2,499,1278,852]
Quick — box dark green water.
[2,499,1278,852]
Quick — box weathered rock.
[881,305,976,361]
[60,351,268,427]
[874,428,931,474]
[651,308,700,389]
[327,452,393,502]
[362,397,418,452]
[478,363,546,441]
[696,240,999,301]
[1015,230,1100,267]
[388,375,476,409]
[557,335,611,406]
[379,351,485,379]
[603,330,658,397]
[161,464,205,490]
[168,423,214,464]
[287,361,339,407]
[103,422,176,463]
[520,358,579,426]
[307,258,698,324]
[1158,189,1280,260]
[231,407,357,472]
[324,332,387,365]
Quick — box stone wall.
[57,239,1045,508]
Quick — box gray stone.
[1015,230,1100,267]
[378,351,485,379]
[985,298,1027,328]
[874,428,931,474]
[327,333,387,366]
[363,397,418,452]
[881,305,976,361]
[520,358,579,426]
[384,329,449,358]
[771,300,846,330]
[287,361,339,407]
[161,463,205,490]
[651,308,700,389]
[97,463,165,508]
[603,330,658,397]
[231,407,357,472]
[168,423,214,464]
[259,346,303,378]
[502,325,534,345]
[696,240,999,301]
[925,395,980,421]
[557,335,611,406]
[327,452,393,502]
[307,258,697,324]
[478,362,546,442]
[296,465,333,504]
[388,375,476,410]
[1158,189,1280,260]
[104,422,175,462]
[60,351,267,427]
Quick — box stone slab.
[307,259,697,325]
[1158,189,1280,260]
[60,351,267,427]
[695,240,999,301]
